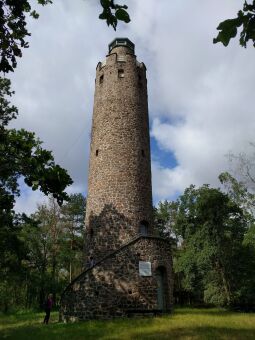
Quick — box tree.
[227,145,255,191]
[21,197,66,307]
[219,172,255,222]
[99,1,255,48]
[0,77,72,233]
[0,2,72,308]
[0,0,130,73]
[219,145,255,224]
[172,184,252,306]
[0,3,74,223]
[0,0,73,269]
[17,194,85,309]
[19,213,52,308]
[0,213,28,312]
[98,0,130,30]
[60,194,86,283]
[154,200,178,241]
[213,1,255,47]
[1,195,86,311]
[0,0,53,73]
[4,0,254,68]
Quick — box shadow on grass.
[1,324,255,340]
[1,310,255,340]
[0,313,43,326]
[0,317,156,340]
[132,327,255,340]
[173,307,234,317]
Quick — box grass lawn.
[0,308,255,339]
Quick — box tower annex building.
[60,38,173,321]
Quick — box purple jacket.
[46,298,53,309]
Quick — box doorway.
[156,266,167,310]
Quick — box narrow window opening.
[118,69,124,78]
[138,74,142,88]
[96,149,99,156]
[141,149,145,157]
[139,220,149,236]
[99,74,104,84]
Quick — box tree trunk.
[215,259,231,304]
[52,254,57,303]
[69,238,73,283]
[69,261,72,283]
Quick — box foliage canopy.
[155,183,255,308]
[214,1,255,47]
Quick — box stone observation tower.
[60,38,173,321]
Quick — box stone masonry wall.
[60,237,173,321]
[84,44,153,261]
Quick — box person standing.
[43,294,53,324]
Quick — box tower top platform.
[108,38,135,54]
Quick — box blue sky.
[151,136,177,170]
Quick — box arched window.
[139,220,149,236]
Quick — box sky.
[11,0,255,214]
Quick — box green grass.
[1,308,255,339]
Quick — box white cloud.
[10,0,255,213]
[14,183,47,215]
[152,161,190,201]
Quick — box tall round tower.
[85,38,153,260]
[60,39,173,321]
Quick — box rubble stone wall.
[60,237,173,321]
[85,44,153,261]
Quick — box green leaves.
[170,184,250,306]
[30,10,40,19]
[98,0,130,30]
[0,76,73,229]
[0,78,18,127]
[100,0,111,8]
[213,18,241,46]
[0,0,130,71]
[214,1,255,48]
[0,0,53,73]
[1,127,73,206]
[115,8,130,23]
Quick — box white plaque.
[139,261,152,276]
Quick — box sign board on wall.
[139,261,152,276]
